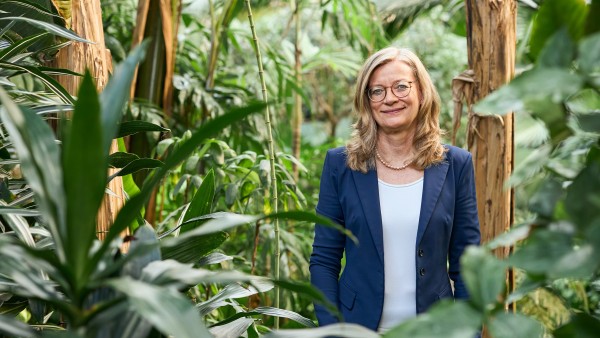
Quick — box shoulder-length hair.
[346,47,446,173]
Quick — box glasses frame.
[366,80,414,103]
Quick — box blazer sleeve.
[309,150,346,326]
[449,152,481,300]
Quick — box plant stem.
[243,0,280,329]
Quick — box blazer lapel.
[351,169,384,264]
[416,160,450,245]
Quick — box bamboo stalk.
[243,0,280,328]
[291,0,302,181]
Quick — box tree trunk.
[465,0,516,316]
[51,0,125,240]
[129,0,183,225]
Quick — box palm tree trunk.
[50,0,126,241]
[464,0,517,325]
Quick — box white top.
[377,177,423,332]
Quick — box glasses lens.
[368,87,385,102]
[392,81,411,98]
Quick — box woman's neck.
[376,130,415,158]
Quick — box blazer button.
[418,249,424,257]
[419,268,426,276]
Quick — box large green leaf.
[265,323,378,338]
[63,72,106,287]
[474,67,583,116]
[460,246,507,312]
[382,300,481,338]
[99,42,148,157]
[529,0,588,59]
[161,231,228,264]
[508,229,573,276]
[181,170,215,232]
[108,277,212,338]
[487,312,543,338]
[0,87,66,261]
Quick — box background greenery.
[0,0,599,337]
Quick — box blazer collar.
[351,159,450,263]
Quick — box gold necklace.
[375,148,414,171]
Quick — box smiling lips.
[381,106,407,114]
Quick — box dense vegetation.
[0,0,598,337]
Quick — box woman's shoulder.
[324,146,348,167]
[443,144,473,165]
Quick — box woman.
[309,47,480,332]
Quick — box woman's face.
[367,60,421,136]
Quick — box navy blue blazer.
[309,145,480,330]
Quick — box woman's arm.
[448,152,481,299]
[309,150,346,325]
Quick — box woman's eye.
[394,83,409,91]
[370,88,384,96]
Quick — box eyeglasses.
[367,80,414,102]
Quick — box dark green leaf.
[161,232,228,264]
[565,160,600,230]
[181,170,215,232]
[487,312,543,338]
[461,246,507,311]
[508,229,573,275]
[554,313,600,338]
[529,0,588,60]
[64,72,106,282]
[538,28,575,68]
[529,177,564,218]
[576,114,600,134]
[100,42,148,157]
[108,159,164,181]
[109,152,140,168]
[116,121,169,138]
[567,88,600,114]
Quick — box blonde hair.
[346,47,446,173]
